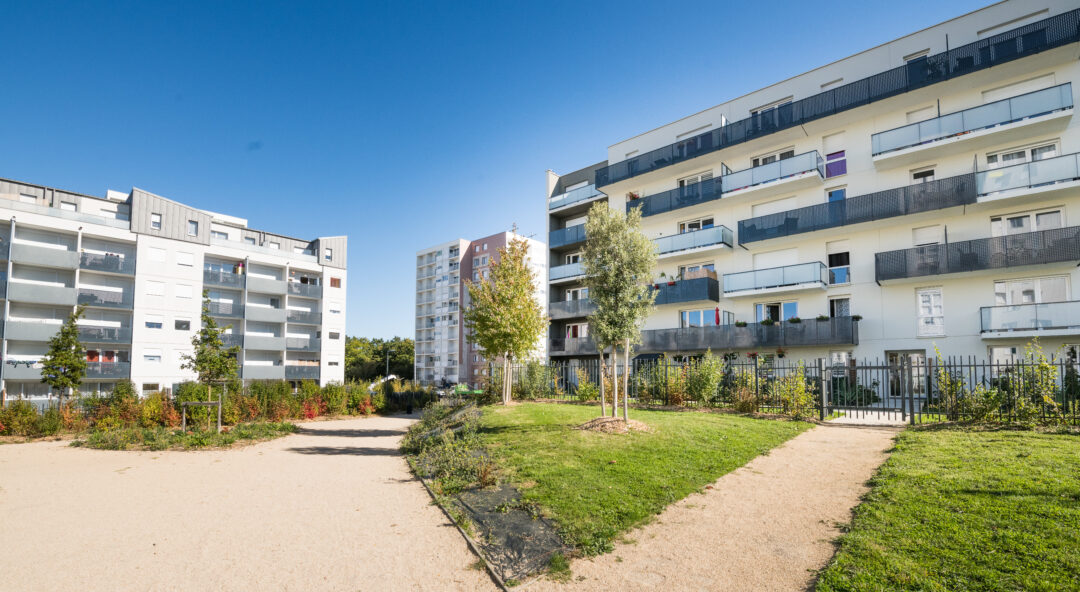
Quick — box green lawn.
[817,428,1080,591]
[479,403,811,555]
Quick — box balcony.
[976,151,1080,203]
[739,173,977,244]
[723,262,828,297]
[246,306,287,323]
[78,287,134,309]
[286,337,320,351]
[245,335,285,351]
[287,309,322,325]
[242,365,286,380]
[79,326,132,344]
[871,83,1073,166]
[594,9,1080,186]
[639,317,859,352]
[285,365,320,380]
[247,276,287,295]
[549,336,598,356]
[207,301,244,318]
[627,177,722,217]
[550,262,584,284]
[4,362,42,380]
[10,243,79,269]
[220,333,244,348]
[720,151,824,199]
[80,253,136,275]
[5,321,61,342]
[549,224,586,249]
[652,275,720,306]
[203,269,244,289]
[549,298,596,320]
[7,283,77,306]
[655,226,733,258]
[287,282,322,299]
[549,184,605,211]
[85,362,131,379]
[980,300,1080,338]
[875,226,1080,282]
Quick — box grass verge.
[70,422,297,451]
[479,402,811,555]
[816,427,1080,591]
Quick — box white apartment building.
[416,232,546,386]
[548,0,1080,369]
[0,177,348,399]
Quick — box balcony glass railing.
[80,253,136,275]
[208,301,244,317]
[872,83,1073,155]
[549,224,586,249]
[287,282,323,299]
[721,151,824,193]
[655,226,733,255]
[875,226,1080,282]
[980,300,1080,333]
[723,262,828,294]
[77,288,134,309]
[85,362,131,379]
[549,184,604,210]
[287,309,322,325]
[738,173,977,244]
[548,298,597,319]
[550,262,584,280]
[286,337,320,351]
[595,9,1080,186]
[976,151,1080,196]
[204,268,244,288]
[78,326,132,343]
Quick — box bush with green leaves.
[772,361,816,419]
[574,368,599,402]
[686,351,724,406]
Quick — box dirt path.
[529,423,899,592]
[0,415,495,592]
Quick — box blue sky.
[0,0,989,338]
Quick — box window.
[211,230,228,240]
[987,142,1057,169]
[142,383,160,392]
[994,276,1067,305]
[916,288,944,336]
[143,349,163,363]
[565,253,581,265]
[912,225,944,246]
[293,246,306,254]
[175,319,191,330]
[678,262,714,278]
[565,323,588,338]
[566,287,588,301]
[481,269,490,279]
[145,280,165,296]
[825,151,847,178]
[991,209,1062,236]
[752,148,795,167]
[269,241,280,250]
[903,48,930,62]
[176,252,194,267]
[912,168,935,183]
[756,301,798,322]
[330,277,341,288]
[324,248,333,261]
[677,170,714,188]
[828,252,851,284]
[145,315,164,329]
[328,360,340,367]
[243,237,256,245]
[19,193,37,204]
[176,284,193,299]
[678,217,714,234]
[59,201,77,211]
[330,308,342,315]
[827,187,846,202]
[480,255,489,266]
[474,245,480,253]
[151,213,162,230]
[329,332,340,340]
[830,297,851,318]
[483,243,488,251]
[187,220,199,236]
[472,271,479,281]
[990,346,1021,366]
[680,308,733,328]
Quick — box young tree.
[463,236,547,404]
[583,202,658,421]
[40,304,88,401]
[181,292,240,398]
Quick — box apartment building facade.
[548,0,1080,369]
[415,231,546,386]
[0,177,348,399]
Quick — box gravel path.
[529,423,899,592]
[0,415,495,592]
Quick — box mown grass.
[71,422,297,451]
[817,428,1080,591]
[479,403,811,555]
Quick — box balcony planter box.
[852,315,863,322]
[816,315,829,321]
[788,317,801,323]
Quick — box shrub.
[959,384,1003,423]
[517,360,554,400]
[773,361,815,419]
[575,368,599,402]
[321,383,348,416]
[686,351,724,406]
[732,369,758,413]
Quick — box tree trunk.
[623,339,630,422]
[502,356,511,405]
[611,345,618,418]
[598,352,606,416]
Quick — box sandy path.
[529,423,899,592]
[0,415,495,592]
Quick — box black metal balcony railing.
[80,253,136,275]
[627,176,722,217]
[203,268,244,289]
[287,309,322,325]
[549,224,586,249]
[652,276,720,306]
[549,298,597,320]
[596,8,1080,186]
[640,317,859,351]
[287,282,322,299]
[875,226,1080,282]
[78,326,133,343]
[85,362,132,379]
[77,288,134,309]
[208,301,244,317]
[738,173,977,244]
[980,300,1080,333]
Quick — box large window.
[678,262,715,278]
[680,308,733,328]
[752,148,795,167]
[566,287,588,301]
[825,151,847,178]
[991,208,1062,237]
[994,276,1068,305]
[916,287,944,336]
[678,217,714,234]
[756,301,798,322]
[150,213,162,230]
[828,252,851,285]
[565,323,588,338]
[677,171,713,188]
[187,220,199,236]
[565,253,581,265]
[830,297,851,318]
[987,142,1057,169]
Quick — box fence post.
[664,360,669,406]
[818,358,828,421]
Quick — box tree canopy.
[40,304,88,398]
[344,336,414,381]
[180,292,240,387]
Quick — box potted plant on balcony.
[788,317,802,324]
[775,347,787,359]
[816,314,829,321]
[734,320,748,327]
[627,191,641,201]
[722,352,738,362]
[747,351,758,360]
[760,318,775,326]
[852,314,863,322]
